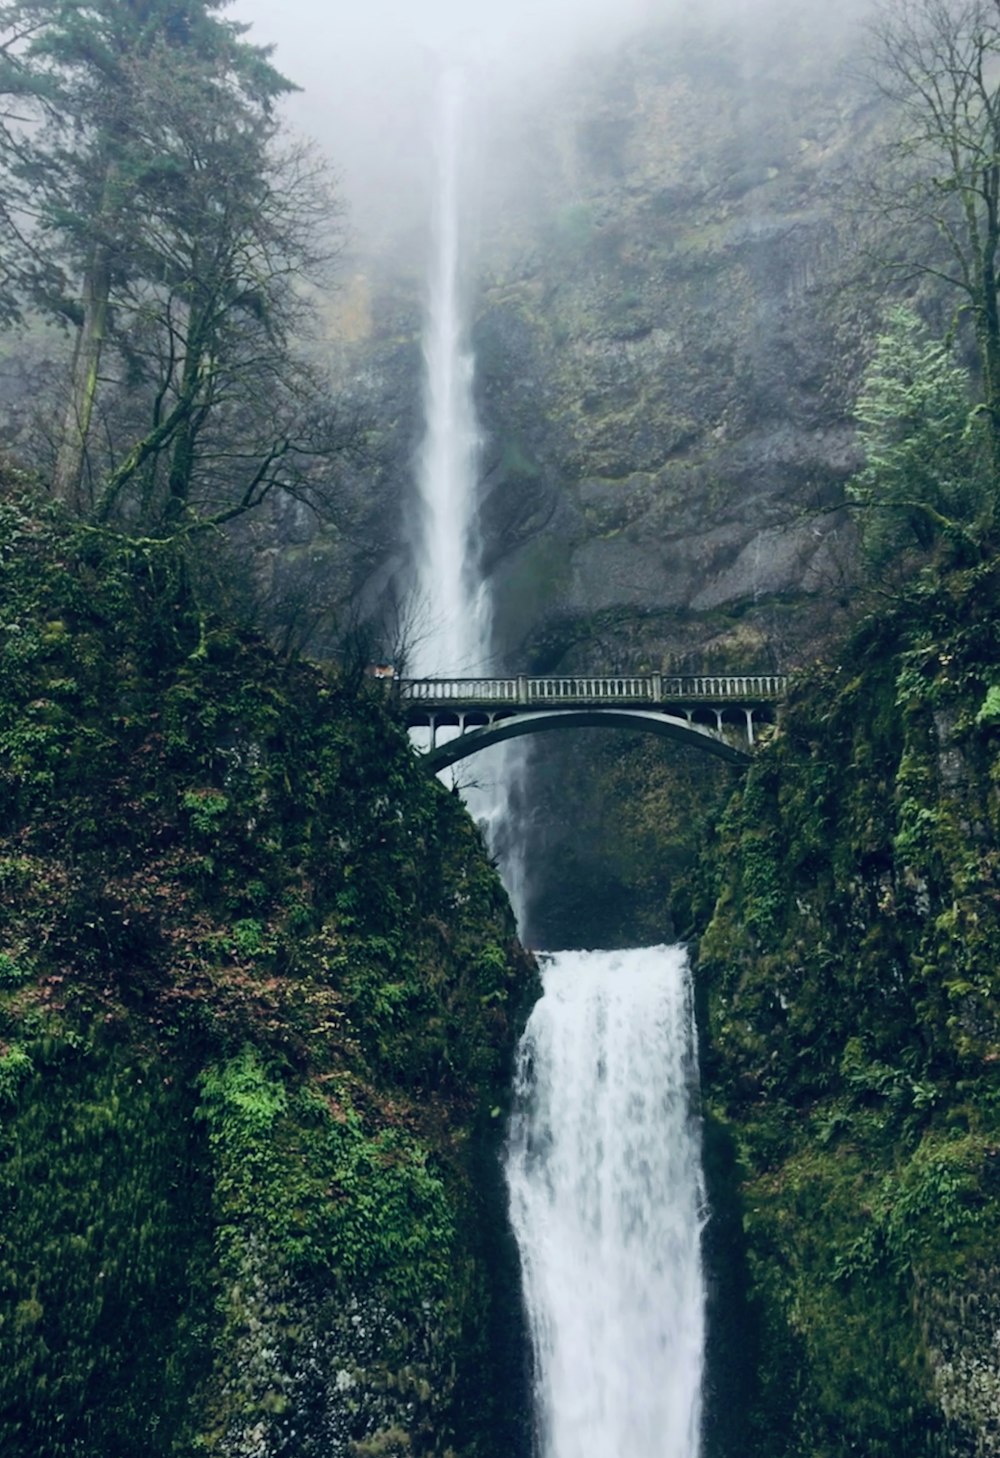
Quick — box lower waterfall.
[505,945,706,1458]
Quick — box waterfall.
[412,67,528,923]
[412,67,488,677]
[505,947,706,1458]
[411,67,706,1458]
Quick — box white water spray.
[412,67,706,1458]
[506,947,706,1458]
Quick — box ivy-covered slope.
[0,480,538,1457]
[696,563,1000,1458]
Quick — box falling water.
[412,64,706,1458]
[505,947,706,1458]
[412,67,529,921]
[412,67,487,676]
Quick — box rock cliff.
[0,477,536,1458]
[696,561,1000,1457]
[311,6,877,678]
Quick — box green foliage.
[0,487,537,1457]
[181,788,230,835]
[976,684,1000,725]
[198,1047,457,1303]
[0,1048,215,1458]
[0,1042,32,1101]
[697,563,1000,1456]
[832,1133,983,1284]
[847,308,989,571]
[0,951,30,989]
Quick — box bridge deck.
[398,672,787,710]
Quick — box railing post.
[517,675,528,704]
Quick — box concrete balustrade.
[398,672,787,706]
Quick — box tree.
[848,306,990,568]
[869,0,1000,511]
[79,54,341,536]
[0,0,343,536]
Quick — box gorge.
[2,0,1000,1455]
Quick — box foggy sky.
[232,0,665,200]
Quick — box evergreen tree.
[871,0,1000,512]
[0,0,340,531]
[848,306,990,569]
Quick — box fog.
[232,0,873,251]
[232,0,664,238]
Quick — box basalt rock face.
[317,8,875,678]
[302,11,882,954]
[695,564,1000,1458]
[471,17,873,675]
[467,12,875,946]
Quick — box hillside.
[0,475,537,1457]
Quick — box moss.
[0,1045,215,1456]
[0,479,538,1457]
[696,562,1000,1457]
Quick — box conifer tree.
[0,0,338,530]
[848,306,989,567]
[871,0,1000,515]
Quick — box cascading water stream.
[412,67,488,677]
[505,947,706,1458]
[412,69,707,1458]
[412,66,528,922]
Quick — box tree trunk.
[52,239,111,512]
[977,204,1000,528]
[163,309,206,527]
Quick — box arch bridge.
[398,673,788,771]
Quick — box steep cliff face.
[696,563,1000,1457]
[0,479,537,1457]
[314,7,875,678]
[471,9,874,672]
[300,11,883,952]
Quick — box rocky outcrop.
[295,10,888,950]
[696,562,1000,1457]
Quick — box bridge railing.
[398,673,787,705]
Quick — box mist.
[232,0,874,253]
[232,0,660,241]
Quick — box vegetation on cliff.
[696,561,1000,1458]
[0,473,537,1457]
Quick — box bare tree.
[869,0,1000,504]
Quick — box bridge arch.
[423,708,750,772]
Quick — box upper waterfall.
[410,65,529,926]
[412,67,488,678]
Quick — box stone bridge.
[397,673,788,771]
